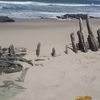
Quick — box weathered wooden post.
[77,18,88,52]
[70,33,78,53]
[64,45,68,54]
[0,46,2,57]
[36,42,41,57]
[51,48,56,57]
[86,15,98,51]
[79,18,83,32]
[97,29,100,48]
[8,44,15,56]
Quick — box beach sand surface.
[0,19,100,100]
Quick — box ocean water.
[0,0,100,19]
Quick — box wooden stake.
[86,15,98,51]
[70,33,78,53]
[64,45,68,54]
[8,44,15,56]
[97,29,100,48]
[36,42,41,57]
[79,18,83,32]
[51,48,56,57]
[77,18,88,52]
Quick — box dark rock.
[56,14,96,20]
[0,16,15,22]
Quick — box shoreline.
[4,13,100,22]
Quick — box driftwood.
[0,61,23,73]
[51,48,56,57]
[0,45,33,74]
[36,42,41,57]
[1,47,27,57]
[0,56,33,66]
[77,18,88,52]
[0,56,33,73]
[70,33,78,53]
[86,15,98,51]
[97,29,100,48]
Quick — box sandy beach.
[0,19,100,100]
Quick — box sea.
[0,0,100,20]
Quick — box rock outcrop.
[0,16,15,22]
[56,14,96,20]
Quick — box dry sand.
[0,19,100,100]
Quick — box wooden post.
[97,29,100,48]
[64,45,68,54]
[51,48,56,57]
[86,15,94,36]
[79,18,83,32]
[36,42,41,57]
[77,18,88,52]
[0,46,2,57]
[70,33,78,53]
[8,44,15,56]
[86,15,98,51]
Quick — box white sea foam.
[0,1,100,19]
[0,1,100,7]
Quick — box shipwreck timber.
[0,44,33,74]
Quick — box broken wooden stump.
[8,44,15,56]
[86,15,98,51]
[36,42,41,57]
[77,31,88,52]
[70,33,78,53]
[0,46,3,57]
[77,18,88,52]
[51,48,56,57]
[97,29,100,48]
[2,62,23,73]
[64,45,68,54]
[79,18,83,32]
[0,45,33,74]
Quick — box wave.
[0,0,100,19]
[0,0,100,7]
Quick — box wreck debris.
[0,45,33,74]
[97,29,100,48]
[51,48,56,57]
[64,45,68,54]
[86,15,98,51]
[36,42,41,57]
[77,18,88,52]
[70,33,78,53]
